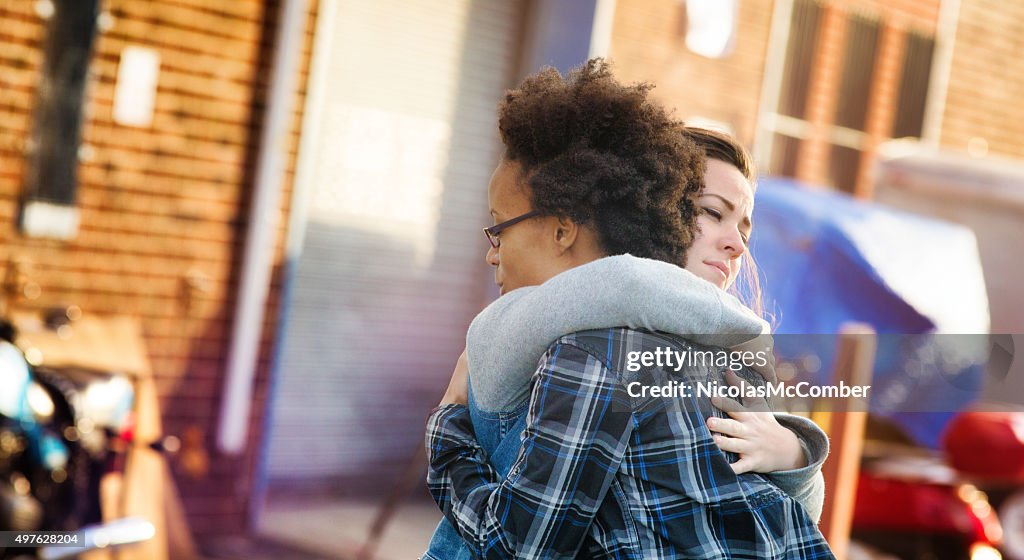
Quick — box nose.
[486,244,499,266]
[718,227,746,258]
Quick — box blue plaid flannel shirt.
[426,328,835,559]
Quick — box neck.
[538,224,606,283]
[565,227,606,266]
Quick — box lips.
[705,260,729,280]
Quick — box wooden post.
[817,323,875,560]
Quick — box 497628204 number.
[0,531,83,547]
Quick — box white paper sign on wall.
[113,46,161,127]
[685,0,738,59]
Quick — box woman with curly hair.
[424,60,833,559]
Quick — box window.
[892,29,935,139]
[768,0,821,178]
[761,0,935,195]
[828,10,880,190]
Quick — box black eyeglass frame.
[483,210,542,248]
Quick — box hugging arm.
[708,371,829,522]
[426,342,633,559]
[467,254,764,411]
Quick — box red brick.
[0,0,315,539]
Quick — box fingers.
[729,457,755,475]
[708,417,760,475]
[711,432,747,453]
[712,433,758,476]
[706,416,745,438]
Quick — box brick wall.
[799,0,1024,186]
[605,0,949,194]
[0,0,316,538]
[609,0,1024,193]
[793,1,931,195]
[940,0,1024,159]
[606,0,776,147]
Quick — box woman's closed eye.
[703,207,722,220]
[704,206,750,246]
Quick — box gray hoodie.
[464,254,828,521]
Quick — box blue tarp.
[745,178,990,448]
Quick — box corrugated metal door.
[267,0,524,486]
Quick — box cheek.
[690,218,714,251]
[500,245,528,275]
[695,215,718,236]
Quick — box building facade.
[2,0,1020,544]
[0,0,316,538]
[610,0,1024,197]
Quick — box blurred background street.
[1,0,1023,558]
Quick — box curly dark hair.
[497,59,704,266]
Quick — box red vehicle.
[851,409,1024,560]
[944,409,1024,559]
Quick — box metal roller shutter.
[266,0,524,487]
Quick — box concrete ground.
[198,499,907,560]
[211,496,902,560]
[255,497,442,560]
[200,535,338,560]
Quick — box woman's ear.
[553,216,579,253]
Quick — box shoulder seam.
[552,329,621,378]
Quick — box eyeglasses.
[483,210,542,248]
